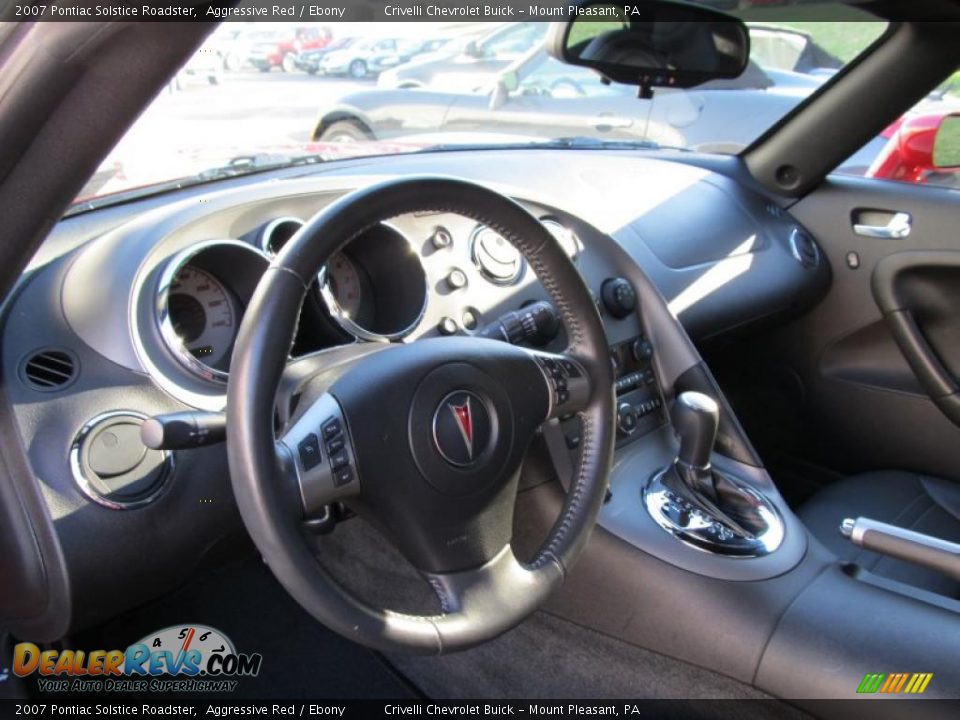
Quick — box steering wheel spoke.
[277,392,361,519]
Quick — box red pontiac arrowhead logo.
[433,390,491,467]
[449,397,474,460]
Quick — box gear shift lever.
[644,391,785,556]
[671,392,720,499]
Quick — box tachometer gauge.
[166,265,239,372]
[325,252,363,320]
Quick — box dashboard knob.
[431,227,453,250]
[446,268,468,290]
[437,317,458,336]
[617,402,639,436]
[601,278,637,319]
[631,338,654,363]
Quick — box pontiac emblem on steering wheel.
[432,390,492,467]
[450,397,474,459]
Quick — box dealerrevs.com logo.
[13,625,262,694]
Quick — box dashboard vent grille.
[21,349,77,391]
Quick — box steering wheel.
[226,177,614,654]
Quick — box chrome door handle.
[853,212,912,239]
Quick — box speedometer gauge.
[167,265,238,371]
[326,252,363,320]
[155,240,268,385]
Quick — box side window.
[836,70,960,189]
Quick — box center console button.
[617,402,638,435]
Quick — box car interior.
[3,1,960,716]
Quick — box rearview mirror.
[546,0,750,90]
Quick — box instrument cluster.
[151,208,582,398]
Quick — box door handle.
[853,211,912,239]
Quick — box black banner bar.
[4,0,958,23]
[2,700,960,719]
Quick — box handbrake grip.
[841,516,960,582]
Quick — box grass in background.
[747,21,887,63]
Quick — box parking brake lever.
[841,516,960,582]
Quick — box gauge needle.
[174,626,195,673]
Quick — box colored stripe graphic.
[857,672,932,694]
[857,673,885,693]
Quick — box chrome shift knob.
[671,391,719,470]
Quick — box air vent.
[21,349,77,391]
[259,217,304,256]
[789,228,820,268]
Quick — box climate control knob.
[601,278,637,319]
[617,402,639,436]
[631,338,654,363]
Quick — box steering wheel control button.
[281,395,359,518]
[71,411,173,510]
[333,465,354,488]
[601,277,637,319]
[534,353,589,415]
[297,434,322,471]
[446,268,468,290]
[329,447,349,471]
[321,417,342,441]
[432,390,492,467]
[559,359,582,377]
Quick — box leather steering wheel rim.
[226,176,615,654]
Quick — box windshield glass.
[75,6,890,205]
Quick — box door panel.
[710,174,960,488]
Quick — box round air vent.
[260,217,304,256]
[21,349,78,391]
[470,225,524,286]
[789,228,820,268]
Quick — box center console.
[543,296,807,581]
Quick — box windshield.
[75,7,891,206]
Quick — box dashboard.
[1,148,829,635]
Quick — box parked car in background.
[314,48,814,153]
[867,109,960,186]
[378,23,548,90]
[372,38,454,75]
[172,45,221,89]
[319,37,403,78]
[201,24,248,72]
[747,24,843,77]
[295,36,360,75]
[248,25,332,73]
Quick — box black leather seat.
[800,471,960,598]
